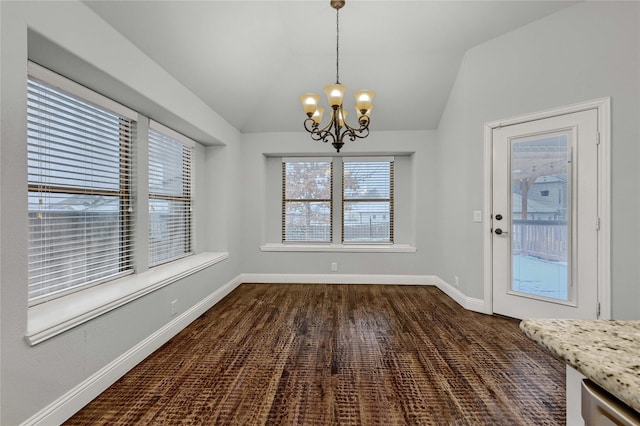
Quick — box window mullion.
[120,117,133,274]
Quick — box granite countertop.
[520,319,640,413]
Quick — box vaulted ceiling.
[84,1,577,134]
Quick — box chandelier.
[299,0,375,153]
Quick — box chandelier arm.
[317,114,338,136]
[315,128,337,144]
[303,117,318,133]
[337,115,371,141]
[304,117,337,144]
[357,115,371,134]
[341,127,368,142]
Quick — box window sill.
[26,252,228,346]
[259,243,417,253]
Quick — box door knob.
[495,214,503,221]
[495,228,508,235]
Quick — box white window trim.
[276,155,404,250]
[342,156,395,163]
[26,252,228,346]
[260,243,415,253]
[150,120,196,148]
[28,61,138,120]
[24,64,222,345]
[27,75,137,305]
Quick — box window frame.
[281,157,334,243]
[27,62,138,306]
[25,63,226,346]
[280,156,396,246]
[148,120,195,267]
[342,157,395,244]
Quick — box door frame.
[483,98,611,319]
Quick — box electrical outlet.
[171,299,178,316]
[454,276,459,286]
[331,262,338,272]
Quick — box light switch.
[473,210,482,223]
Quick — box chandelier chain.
[336,7,340,84]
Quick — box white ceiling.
[84,1,577,133]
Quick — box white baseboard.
[21,275,243,426]
[23,273,487,425]
[431,276,486,314]
[239,273,435,286]
[240,273,486,313]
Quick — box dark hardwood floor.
[65,284,565,425]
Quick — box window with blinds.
[27,74,134,305]
[343,159,394,243]
[148,123,193,266]
[282,159,333,242]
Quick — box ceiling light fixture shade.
[300,93,320,115]
[324,83,347,108]
[300,0,375,153]
[312,107,326,125]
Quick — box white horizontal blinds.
[148,125,193,267]
[282,159,333,242]
[343,159,394,243]
[27,76,134,305]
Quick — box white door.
[492,109,600,319]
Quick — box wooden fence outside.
[512,220,567,262]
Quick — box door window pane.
[510,132,571,301]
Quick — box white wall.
[2,1,639,424]
[436,1,640,318]
[239,130,439,276]
[0,2,243,424]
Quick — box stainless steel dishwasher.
[582,380,640,426]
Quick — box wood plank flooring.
[65,284,565,425]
